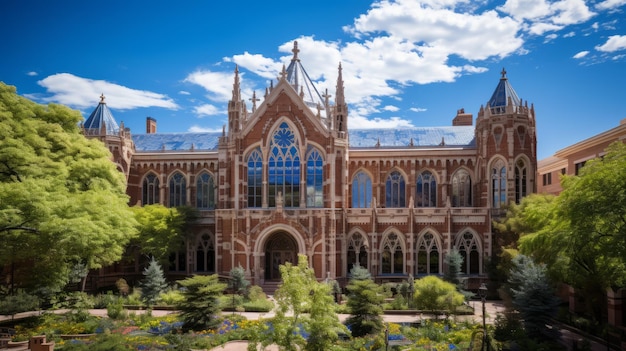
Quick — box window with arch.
[347,232,368,273]
[416,171,437,207]
[247,148,263,208]
[196,172,215,209]
[385,171,406,208]
[416,232,440,274]
[168,240,186,272]
[515,158,527,204]
[169,172,187,207]
[195,233,215,273]
[381,232,403,274]
[268,122,300,208]
[491,159,506,208]
[352,171,372,208]
[456,231,480,274]
[452,169,472,207]
[142,173,160,205]
[306,148,323,207]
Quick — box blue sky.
[2,0,625,160]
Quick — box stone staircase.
[261,281,281,295]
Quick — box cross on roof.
[501,68,507,79]
[292,41,300,61]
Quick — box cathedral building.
[83,42,537,291]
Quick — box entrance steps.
[261,281,281,295]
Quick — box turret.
[334,63,348,135]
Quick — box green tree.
[0,83,137,294]
[413,275,464,315]
[131,204,197,263]
[519,142,626,320]
[176,274,226,332]
[345,265,384,337]
[229,264,250,296]
[140,257,168,307]
[443,249,463,286]
[507,254,560,339]
[305,275,347,351]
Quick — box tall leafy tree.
[176,274,226,332]
[0,83,137,294]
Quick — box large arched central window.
[416,171,437,207]
[269,122,301,208]
[352,171,372,208]
[491,159,506,208]
[247,148,263,208]
[385,171,406,208]
[306,148,323,207]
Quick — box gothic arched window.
[515,158,527,204]
[247,148,263,208]
[269,122,300,208]
[196,172,215,209]
[381,233,403,274]
[456,231,480,274]
[347,233,368,273]
[169,172,187,207]
[352,171,372,208]
[142,173,160,205]
[416,171,437,207]
[385,171,406,208]
[306,148,323,207]
[416,232,440,274]
[195,233,215,273]
[452,170,472,207]
[491,159,506,208]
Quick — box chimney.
[452,108,473,126]
[146,117,157,134]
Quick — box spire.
[232,65,241,102]
[334,62,348,133]
[284,41,325,112]
[250,90,259,112]
[335,62,345,106]
[487,67,521,114]
[83,94,120,135]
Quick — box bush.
[242,298,274,312]
[158,288,184,306]
[0,291,39,316]
[93,292,119,308]
[106,301,126,320]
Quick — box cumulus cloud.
[595,35,626,52]
[499,0,595,35]
[27,71,38,76]
[184,69,235,102]
[595,0,626,11]
[573,51,589,58]
[410,107,428,113]
[193,104,222,117]
[37,73,178,110]
[188,125,223,133]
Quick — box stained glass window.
[416,171,437,207]
[306,149,323,207]
[196,172,215,209]
[247,148,263,208]
[142,173,160,205]
[269,122,300,207]
[352,171,372,208]
[169,172,187,207]
[385,171,406,208]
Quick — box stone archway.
[264,231,298,281]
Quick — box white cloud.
[595,0,626,11]
[383,105,400,112]
[544,33,559,43]
[184,69,235,102]
[563,31,576,37]
[573,51,589,58]
[188,125,223,133]
[193,104,222,117]
[27,71,38,76]
[499,0,595,34]
[595,35,626,52]
[37,73,178,110]
[410,107,427,113]
[178,90,191,95]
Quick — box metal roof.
[133,132,221,152]
[83,95,120,135]
[487,68,521,109]
[131,126,475,152]
[349,126,476,148]
[285,41,326,113]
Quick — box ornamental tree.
[0,82,137,294]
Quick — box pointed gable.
[487,68,521,112]
[84,94,120,135]
[285,41,326,113]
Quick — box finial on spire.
[500,67,507,79]
[250,90,260,112]
[292,41,300,61]
[279,64,287,81]
[100,93,106,103]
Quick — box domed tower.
[82,94,135,180]
[475,69,537,213]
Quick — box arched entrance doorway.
[264,232,298,280]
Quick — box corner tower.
[82,94,135,180]
[475,69,537,212]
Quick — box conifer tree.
[176,274,226,332]
[345,265,383,337]
[140,257,168,307]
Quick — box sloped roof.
[83,95,120,135]
[133,132,221,151]
[349,126,476,148]
[487,68,521,109]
